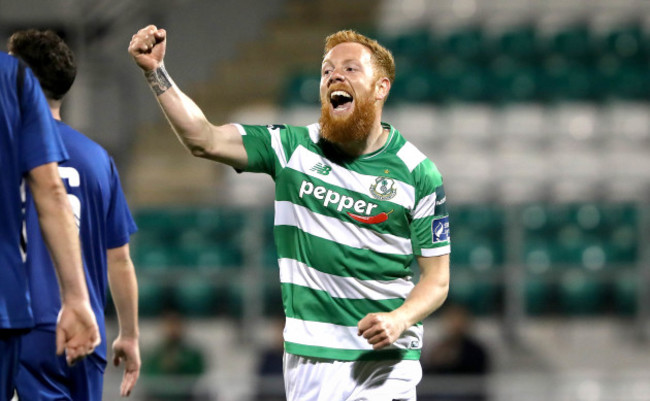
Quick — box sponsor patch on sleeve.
[431,216,450,244]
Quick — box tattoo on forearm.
[145,64,172,96]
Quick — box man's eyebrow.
[322,58,362,67]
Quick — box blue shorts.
[0,329,27,401]
[15,327,106,401]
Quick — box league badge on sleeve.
[432,216,450,244]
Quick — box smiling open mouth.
[330,90,353,109]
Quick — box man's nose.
[328,70,344,85]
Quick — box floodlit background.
[2,0,650,400]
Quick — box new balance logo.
[310,163,332,175]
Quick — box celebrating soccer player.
[129,25,450,400]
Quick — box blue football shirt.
[0,52,67,329]
[24,121,137,362]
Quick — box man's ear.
[375,77,391,101]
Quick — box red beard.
[319,91,377,145]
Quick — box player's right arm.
[128,25,247,169]
[27,162,100,365]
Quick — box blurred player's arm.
[107,243,140,397]
[358,254,449,350]
[128,25,247,169]
[27,162,100,364]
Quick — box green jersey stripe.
[274,226,414,280]
[275,200,413,255]
[279,258,414,300]
[285,342,421,361]
[282,283,404,325]
[284,317,423,360]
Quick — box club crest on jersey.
[370,176,397,201]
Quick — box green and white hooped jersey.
[235,122,450,361]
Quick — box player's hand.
[357,312,408,350]
[55,301,101,366]
[128,25,167,72]
[112,335,141,397]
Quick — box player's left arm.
[107,243,140,397]
[358,254,449,350]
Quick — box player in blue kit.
[0,50,100,400]
[9,29,141,399]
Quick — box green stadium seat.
[283,72,320,106]
[598,24,646,64]
[442,27,486,62]
[449,205,505,272]
[612,271,638,315]
[544,25,595,61]
[488,58,539,103]
[133,245,174,271]
[524,240,555,274]
[492,25,540,62]
[391,67,444,103]
[226,284,244,318]
[557,270,606,315]
[446,274,501,316]
[525,276,556,315]
[264,245,278,269]
[391,29,436,59]
[604,65,650,100]
[138,278,168,317]
[172,278,220,317]
[539,61,597,102]
[567,204,638,267]
[608,224,638,264]
[452,206,505,258]
[444,65,489,103]
[263,282,284,317]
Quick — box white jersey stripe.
[275,201,413,255]
[421,245,451,257]
[307,123,320,143]
[268,125,288,168]
[284,317,423,351]
[233,123,247,136]
[412,192,438,219]
[234,123,288,167]
[287,146,416,210]
[279,258,415,300]
[396,141,427,172]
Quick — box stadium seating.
[172,277,221,317]
[521,203,640,315]
[127,201,643,318]
[281,23,650,104]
